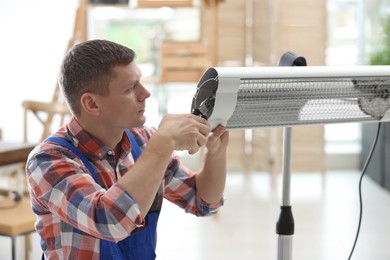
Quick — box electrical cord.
[348,122,382,260]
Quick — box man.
[26,39,229,259]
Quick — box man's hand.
[205,125,229,156]
[195,124,229,204]
[120,114,210,217]
[156,114,211,154]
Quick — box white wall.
[0,0,78,143]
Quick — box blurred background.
[1,0,390,259]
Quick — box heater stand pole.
[275,51,305,260]
[276,126,295,260]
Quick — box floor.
[2,170,390,260]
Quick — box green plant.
[370,16,390,65]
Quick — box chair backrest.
[22,0,87,143]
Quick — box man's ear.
[80,92,100,116]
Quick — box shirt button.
[107,150,113,155]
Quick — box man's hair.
[59,39,136,116]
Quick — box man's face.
[97,62,151,130]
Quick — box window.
[326,0,361,155]
[88,6,201,80]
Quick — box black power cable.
[348,122,382,260]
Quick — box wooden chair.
[22,85,70,143]
[0,198,36,260]
[21,0,88,143]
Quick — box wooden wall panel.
[217,1,246,64]
[201,0,246,66]
[276,0,327,65]
[252,0,326,65]
[252,0,273,65]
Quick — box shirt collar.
[67,117,131,160]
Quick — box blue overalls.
[45,129,160,260]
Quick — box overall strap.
[45,136,99,183]
[125,129,141,161]
[45,129,142,184]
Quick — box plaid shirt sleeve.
[136,127,224,216]
[163,156,224,216]
[27,144,144,243]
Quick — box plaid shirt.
[26,117,223,259]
